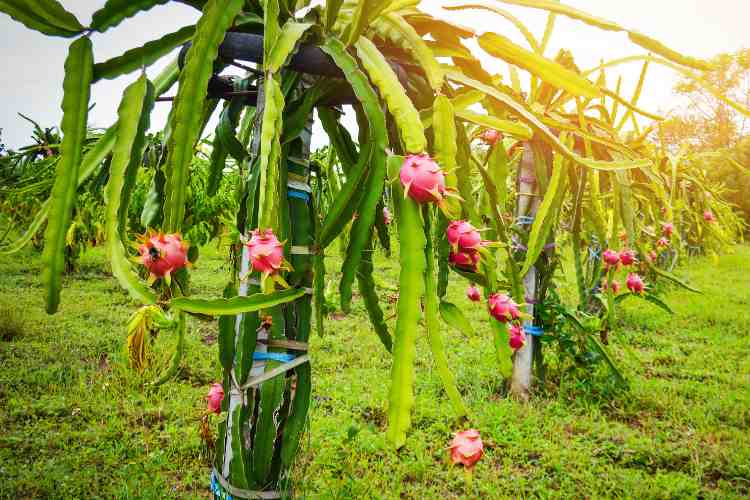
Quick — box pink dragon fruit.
[626,273,645,294]
[206,383,224,414]
[657,237,669,248]
[508,323,526,351]
[246,228,285,274]
[647,250,658,263]
[488,293,521,323]
[480,129,501,145]
[619,249,636,266]
[703,210,716,223]
[602,249,620,267]
[399,154,446,204]
[466,284,481,302]
[138,232,189,281]
[446,220,482,252]
[449,429,483,470]
[662,222,674,238]
[449,250,480,271]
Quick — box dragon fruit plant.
[3,0,746,497]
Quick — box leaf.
[325,0,345,30]
[105,74,157,305]
[478,32,599,98]
[91,0,169,32]
[93,25,196,81]
[454,109,532,140]
[519,151,567,277]
[41,37,93,314]
[355,37,426,153]
[163,0,244,232]
[267,21,313,73]
[257,76,285,230]
[170,288,305,315]
[386,194,426,449]
[373,13,443,90]
[444,3,539,51]
[357,239,392,352]
[439,300,476,336]
[648,265,702,293]
[587,335,627,387]
[489,0,712,71]
[445,69,651,171]
[0,0,83,37]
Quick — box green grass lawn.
[1,243,748,499]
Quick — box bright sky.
[0,0,748,150]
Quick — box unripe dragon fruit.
[480,129,501,145]
[449,429,483,470]
[657,237,669,248]
[662,222,674,238]
[602,249,620,267]
[399,154,446,204]
[602,278,621,294]
[508,323,526,351]
[206,383,224,414]
[626,273,645,294]
[703,210,716,223]
[488,293,521,323]
[446,220,482,252]
[466,284,481,302]
[619,249,636,266]
[246,228,285,274]
[138,232,189,280]
[449,250,479,271]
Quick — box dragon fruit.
[488,293,521,323]
[206,383,224,414]
[619,249,636,266]
[383,207,392,225]
[657,237,669,248]
[647,250,658,263]
[449,250,480,271]
[399,154,446,204]
[602,278,621,294]
[703,210,716,223]
[246,228,285,274]
[466,284,481,302]
[626,273,645,294]
[449,429,483,470]
[447,220,482,252]
[138,232,189,281]
[480,129,501,145]
[508,323,526,351]
[662,222,674,237]
[602,249,620,267]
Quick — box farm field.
[1,244,748,499]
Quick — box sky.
[1,0,748,150]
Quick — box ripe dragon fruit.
[206,383,224,414]
[647,250,658,263]
[480,129,501,145]
[626,273,645,294]
[602,278,621,294]
[508,323,526,351]
[466,284,481,302]
[619,249,636,266]
[602,249,620,267]
[657,237,669,248]
[662,222,674,238]
[488,293,521,323]
[449,429,483,470]
[449,250,480,271]
[246,228,285,274]
[703,210,716,223]
[383,206,392,225]
[138,232,189,281]
[399,154,446,204]
[446,220,482,252]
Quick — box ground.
[0,242,748,499]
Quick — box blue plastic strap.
[287,189,310,202]
[525,325,544,337]
[253,351,296,363]
[516,215,535,225]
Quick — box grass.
[0,242,748,498]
